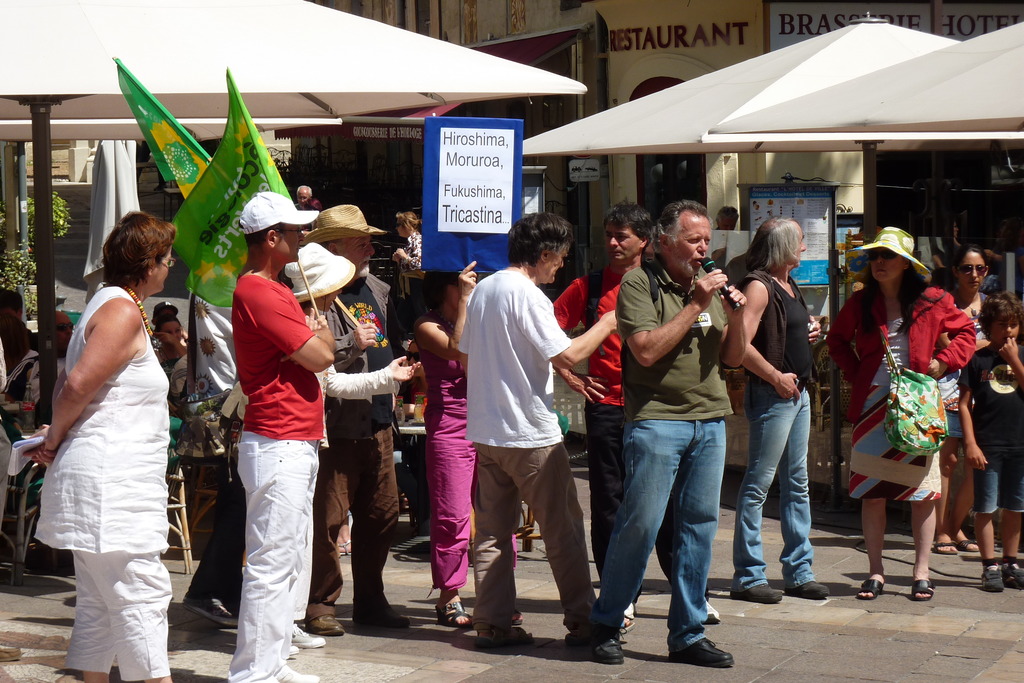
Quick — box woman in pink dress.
[414,263,477,627]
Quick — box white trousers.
[68,549,171,680]
[229,432,318,683]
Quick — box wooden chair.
[166,461,194,574]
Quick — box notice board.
[748,184,837,286]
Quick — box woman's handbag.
[173,384,246,460]
[880,330,947,455]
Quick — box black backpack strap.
[584,269,604,329]
[640,259,659,304]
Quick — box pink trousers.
[425,406,476,592]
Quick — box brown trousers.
[306,427,399,619]
[472,442,595,631]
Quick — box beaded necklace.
[123,285,160,350]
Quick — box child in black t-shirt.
[959,291,1024,592]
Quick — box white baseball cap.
[240,191,319,234]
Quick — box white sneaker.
[288,645,299,657]
[704,600,721,625]
[278,666,319,683]
[291,623,326,649]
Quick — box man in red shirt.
[228,192,335,683]
[553,203,652,580]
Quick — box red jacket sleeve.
[930,290,975,373]
[827,290,864,382]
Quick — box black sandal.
[856,579,884,600]
[910,579,934,601]
[435,600,472,628]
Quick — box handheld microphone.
[698,257,741,310]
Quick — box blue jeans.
[591,418,725,652]
[732,382,815,591]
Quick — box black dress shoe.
[590,622,623,665]
[668,639,735,668]
[729,584,783,604]
[784,580,830,600]
[352,605,410,628]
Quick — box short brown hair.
[102,212,176,288]
[979,291,1024,339]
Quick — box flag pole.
[295,260,317,308]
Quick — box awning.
[470,27,583,66]
[277,102,460,141]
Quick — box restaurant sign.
[608,21,750,51]
[771,2,1023,49]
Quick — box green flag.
[115,58,210,197]
[173,69,290,306]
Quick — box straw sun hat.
[850,226,930,280]
[284,243,356,303]
[302,204,385,245]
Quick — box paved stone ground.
[3,463,1024,683]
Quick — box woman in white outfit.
[31,211,177,683]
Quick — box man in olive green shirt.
[590,200,746,669]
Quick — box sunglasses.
[55,323,74,331]
[957,264,989,276]
[867,249,900,261]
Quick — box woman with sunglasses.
[934,245,991,555]
[829,227,974,602]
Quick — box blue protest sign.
[422,117,523,272]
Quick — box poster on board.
[422,117,523,272]
[748,185,836,285]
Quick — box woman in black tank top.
[729,217,828,605]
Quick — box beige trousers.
[472,442,595,631]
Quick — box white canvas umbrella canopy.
[524,21,954,157]
[0,0,586,415]
[0,0,586,120]
[710,21,1024,136]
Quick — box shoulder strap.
[879,327,900,377]
[620,260,662,378]
[640,259,660,304]
[584,269,604,329]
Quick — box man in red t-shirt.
[553,203,652,580]
[228,192,335,683]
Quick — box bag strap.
[878,327,900,378]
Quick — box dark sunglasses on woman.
[867,249,899,261]
[956,264,989,275]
